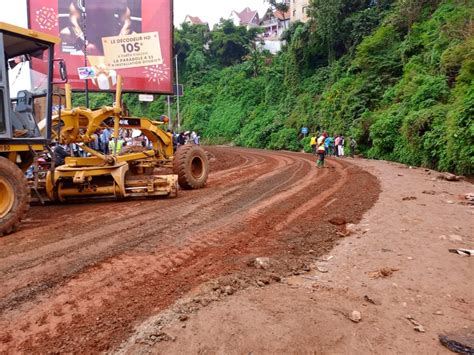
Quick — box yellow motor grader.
[0,23,208,236]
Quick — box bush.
[267,128,301,151]
[301,136,313,153]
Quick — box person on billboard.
[60,0,133,56]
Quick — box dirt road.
[0,147,379,353]
[137,157,473,355]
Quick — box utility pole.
[167,96,172,131]
[80,0,89,107]
[175,54,181,133]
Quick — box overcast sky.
[174,0,270,27]
[0,0,28,27]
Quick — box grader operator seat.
[11,90,41,137]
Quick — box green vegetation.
[78,0,473,174]
[176,0,473,174]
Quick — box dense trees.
[179,0,473,174]
[173,20,261,82]
[209,20,261,67]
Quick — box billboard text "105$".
[121,43,142,53]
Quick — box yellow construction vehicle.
[0,23,208,236]
[43,77,209,202]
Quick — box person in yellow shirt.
[108,136,124,155]
[310,135,317,155]
[316,132,327,168]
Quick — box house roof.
[233,7,259,25]
[185,15,206,25]
[274,9,290,21]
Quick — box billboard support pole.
[81,0,89,107]
[175,55,180,133]
[167,96,172,131]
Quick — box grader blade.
[46,163,178,202]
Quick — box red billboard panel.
[28,0,174,94]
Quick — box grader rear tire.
[173,145,209,190]
[0,157,30,236]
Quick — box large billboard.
[28,0,174,94]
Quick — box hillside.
[72,1,473,174]
[177,0,473,175]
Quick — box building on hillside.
[261,9,290,39]
[290,0,310,23]
[184,15,207,26]
[230,7,260,29]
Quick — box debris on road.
[223,286,235,295]
[329,216,347,226]
[316,265,329,273]
[422,190,436,195]
[336,231,351,238]
[302,276,320,282]
[349,310,362,323]
[250,257,271,270]
[346,223,358,234]
[402,196,417,201]
[148,332,176,343]
[405,315,426,333]
[463,193,474,206]
[178,315,189,322]
[438,173,463,182]
[364,295,381,305]
[439,329,474,354]
[449,249,473,257]
[367,267,399,279]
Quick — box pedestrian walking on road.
[338,135,345,157]
[316,133,327,168]
[324,135,332,156]
[310,135,317,155]
[349,137,357,158]
[334,135,340,157]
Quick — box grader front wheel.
[173,145,209,190]
[0,157,30,236]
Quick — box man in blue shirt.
[325,135,334,156]
[100,129,111,154]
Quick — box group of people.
[172,131,200,151]
[49,128,202,167]
[51,128,151,165]
[87,128,151,156]
[310,132,357,168]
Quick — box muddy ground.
[0,147,472,354]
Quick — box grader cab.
[0,22,62,235]
[0,23,209,236]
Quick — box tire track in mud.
[0,149,302,310]
[0,147,379,353]
[275,158,349,230]
[0,148,248,259]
